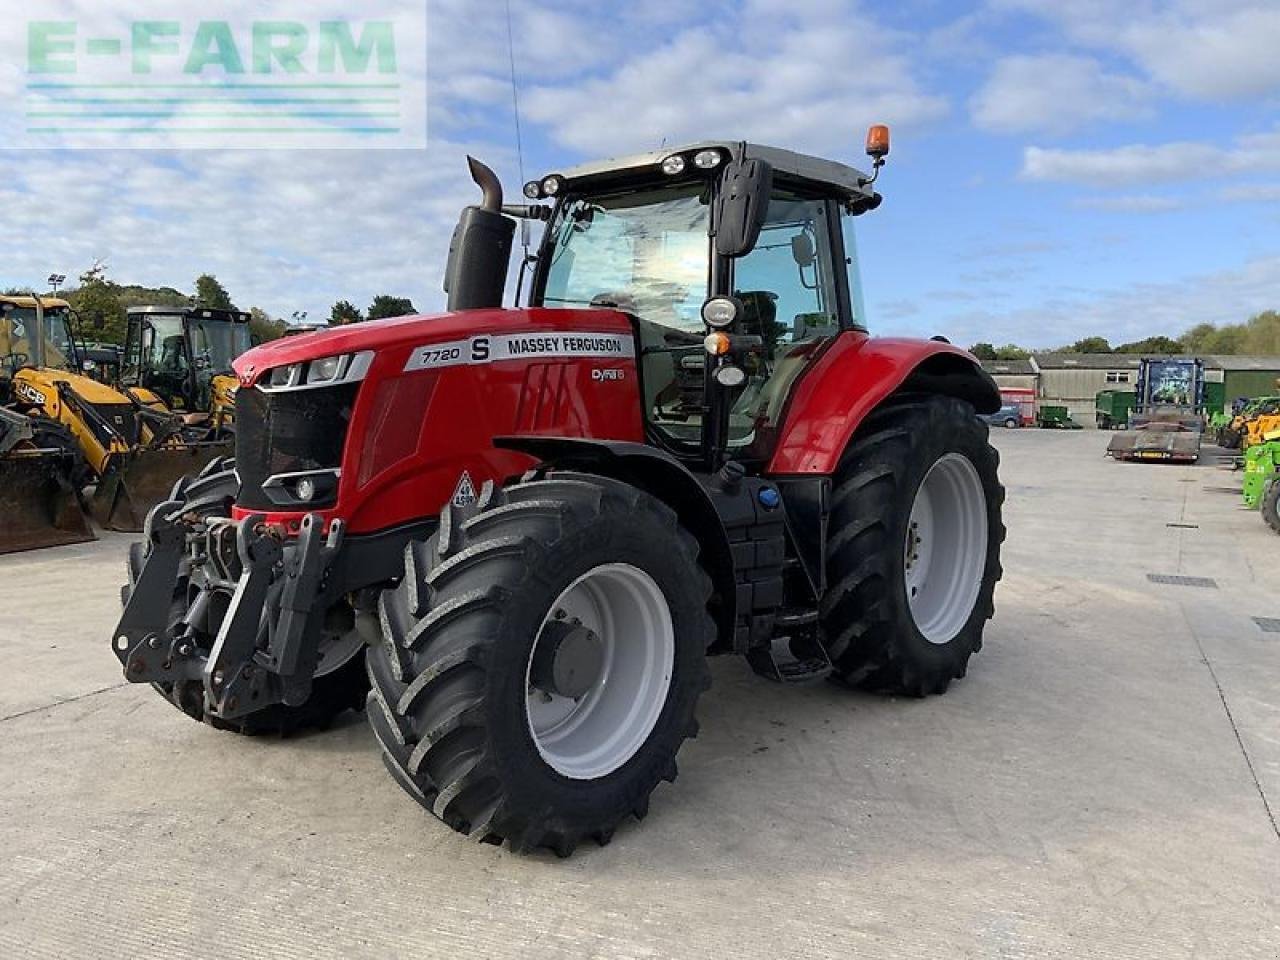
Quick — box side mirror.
[715,157,773,258]
[790,233,815,268]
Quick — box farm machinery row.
[0,297,251,553]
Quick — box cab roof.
[547,142,878,202]
[128,304,250,322]
[0,295,70,309]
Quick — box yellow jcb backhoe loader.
[2,295,229,533]
[0,295,97,552]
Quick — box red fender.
[767,332,999,475]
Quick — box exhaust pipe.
[443,156,516,312]
[467,156,503,213]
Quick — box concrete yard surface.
[0,430,1277,958]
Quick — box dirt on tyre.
[366,472,714,856]
[1262,478,1280,535]
[122,468,369,736]
[821,395,1005,696]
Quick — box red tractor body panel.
[231,310,987,533]
[232,309,643,534]
[767,334,987,475]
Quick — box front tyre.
[821,396,1005,696]
[366,473,714,856]
[1261,478,1280,535]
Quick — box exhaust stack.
[443,156,516,312]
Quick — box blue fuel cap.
[758,487,780,510]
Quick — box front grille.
[235,383,358,510]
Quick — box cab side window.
[726,192,843,449]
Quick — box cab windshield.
[41,307,77,368]
[190,317,251,373]
[541,186,712,445]
[0,305,76,374]
[541,186,711,332]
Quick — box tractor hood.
[233,308,634,390]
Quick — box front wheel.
[1004,418,1018,429]
[1262,479,1280,535]
[821,396,1005,695]
[366,472,714,855]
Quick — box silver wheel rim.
[526,563,674,780]
[904,453,988,645]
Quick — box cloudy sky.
[2,0,1280,346]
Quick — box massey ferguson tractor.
[114,128,1006,855]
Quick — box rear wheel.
[121,468,369,735]
[821,396,1005,695]
[1004,418,1018,429]
[366,472,713,855]
[1262,479,1280,535]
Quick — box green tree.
[1114,336,1184,354]
[65,262,127,344]
[1243,310,1280,355]
[195,274,235,311]
[1066,336,1112,354]
[366,295,416,321]
[330,300,363,325]
[969,342,997,361]
[247,307,287,343]
[993,344,1030,361]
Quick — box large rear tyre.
[366,473,714,856]
[1261,479,1280,535]
[121,468,369,736]
[821,396,1005,695]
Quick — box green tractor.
[1244,427,1280,533]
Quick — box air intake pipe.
[443,156,516,311]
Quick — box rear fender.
[493,436,736,645]
[767,335,1000,475]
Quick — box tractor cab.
[0,296,83,380]
[448,134,887,468]
[122,306,251,413]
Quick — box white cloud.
[523,1,947,157]
[970,54,1152,136]
[992,0,1280,102]
[1220,183,1280,202]
[1074,194,1183,212]
[0,142,509,320]
[1021,130,1280,184]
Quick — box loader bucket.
[92,441,231,532]
[0,451,96,555]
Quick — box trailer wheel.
[366,472,713,856]
[1262,479,1280,535]
[121,469,369,735]
[822,396,1005,695]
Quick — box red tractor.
[114,128,1005,855]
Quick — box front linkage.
[113,459,346,723]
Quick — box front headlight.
[269,363,302,388]
[307,355,345,384]
[259,351,373,393]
